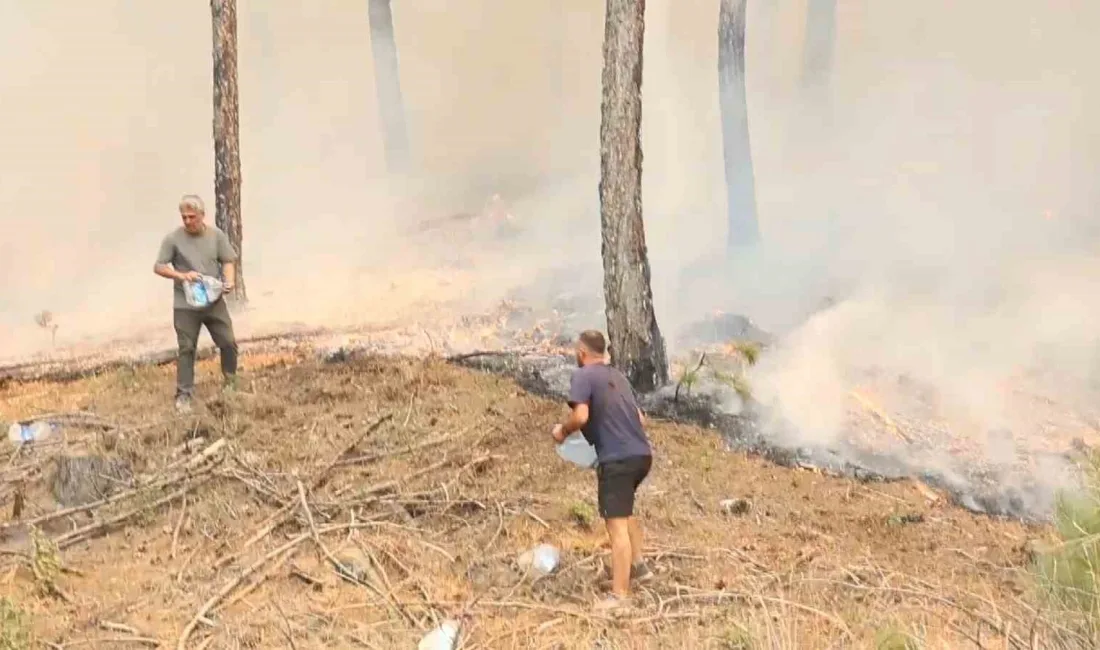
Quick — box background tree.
[368,0,411,173]
[211,0,246,303]
[718,0,760,250]
[800,0,836,94]
[599,0,669,393]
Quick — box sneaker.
[593,594,631,615]
[222,375,239,393]
[601,561,655,584]
[174,397,193,414]
[632,561,655,583]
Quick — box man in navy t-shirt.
[551,330,653,612]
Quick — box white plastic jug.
[556,432,597,469]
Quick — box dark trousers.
[173,299,238,398]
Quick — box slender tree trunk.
[368,0,411,173]
[800,0,836,93]
[718,0,760,250]
[599,0,669,393]
[211,0,246,303]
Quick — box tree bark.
[368,0,411,173]
[211,0,246,303]
[599,0,669,393]
[718,0,760,250]
[800,0,836,94]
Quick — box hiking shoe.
[632,561,655,583]
[601,561,655,585]
[222,375,239,393]
[174,397,193,414]
[593,594,632,615]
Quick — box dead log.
[0,328,329,385]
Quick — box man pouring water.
[551,330,654,613]
[153,194,239,413]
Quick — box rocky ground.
[0,348,1072,649]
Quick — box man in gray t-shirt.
[551,330,654,613]
[153,194,239,413]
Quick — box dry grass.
[0,349,1068,648]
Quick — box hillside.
[0,350,1060,648]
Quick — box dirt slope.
[0,352,1053,648]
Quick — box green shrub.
[0,597,31,650]
[1036,453,1100,643]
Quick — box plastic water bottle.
[418,620,460,650]
[192,281,209,307]
[556,432,598,469]
[7,421,55,444]
[530,544,560,575]
[203,276,224,303]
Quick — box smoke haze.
[1,0,1098,512]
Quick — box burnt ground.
[453,351,1077,523]
[0,349,1069,648]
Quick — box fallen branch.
[297,481,415,626]
[334,431,460,467]
[45,636,161,648]
[445,348,542,363]
[2,439,225,534]
[177,521,389,650]
[55,475,214,549]
[213,414,392,569]
[0,328,329,384]
[215,544,300,614]
[170,496,188,560]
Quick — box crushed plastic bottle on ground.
[517,543,561,577]
[418,619,461,650]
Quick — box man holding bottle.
[552,329,654,613]
[153,194,238,413]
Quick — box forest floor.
[0,347,1065,649]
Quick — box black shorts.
[597,455,652,519]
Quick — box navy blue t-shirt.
[567,363,652,463]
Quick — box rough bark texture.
[211,0,246,302]
[800,0,837,93]
[599,0,669,393]
[718,0,760,250]
[368,0,411,173]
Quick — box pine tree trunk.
[368,0,410,173]
[718,0,760,250]
[211,0,246,303]
[800,0,836,93]
[599,0,669,393]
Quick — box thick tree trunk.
[211,0,246,303]
[599,0,669,393]
[368,0,411,173]
[800,0,836,93]
[718,0,760,250]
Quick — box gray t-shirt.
[568,363,652,463]
[155,225,238,309]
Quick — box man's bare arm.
[222,261,236,291]
[637,408,646,427]
[552,403,589,443]
[154,263,194,281]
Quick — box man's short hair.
[578,330,607,355]
[179,194,205,213]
